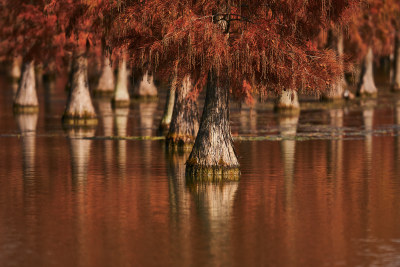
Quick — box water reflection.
[239,107,257,135]
[188,180,238,266]
[96,99,114,178]
[15,113,38,180]
[361,99,376,163]
[115,107,129,177]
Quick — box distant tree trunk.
[159,88,176,134]
[392,33,400,92]
[10,56,22,82]
[13,60,39,113]
[274,89,300,114]
[357,47,377,97]
[322,29,346,100]
[166,75,199,150]
[133,71,158,99]
[62,51,97,126]
[186,71,240,181]
[95,55,115,97]
[159,74,176,134]
[112,55,130,108]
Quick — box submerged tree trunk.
[13,60,39,113]
[186,71,239,181]
[357,47,378,97]
[166,75,200,150]
[274,89,300,114]
[95,55,115,97]
[392,33,400,92]
[62,51,97,126]
[133,71,158,99]
[322,30,346,101]
[112,55,130,108]
[159,76,176,134]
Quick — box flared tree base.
[62,114,98,126]
[13,104,39,114]
[186,164,240,183]
[112,99,130,108]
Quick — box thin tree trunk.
[274,89,300,114]
[322,29,346,100]
[159,76,176,134]
[186,71,239,181]
[357,47,378,97]
[166,75,199,150]
[112,55,130,107]
[392,33,400,92]
[13,60,39,113]
[95,55,115,97]
[133,71,158,99]
[62,51,97,126]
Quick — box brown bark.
[274,89,300,114]
[186,71,240,181]
[112,56,130,107]
[159,76,176,134]
[133,71,158,99]
[322,29,346,101]
[166,75,200,150]
[392,33,400,92]
[13,60,39,113]
[95,55,115,96]
[357,47,378,97]
[62,51,97,126]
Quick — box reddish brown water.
[1,76,400,266]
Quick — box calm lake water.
[1,75,400,266]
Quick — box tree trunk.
[62,51,97,126]
[112,56,130,107]
[159,76,176,134]
[392,33,400,92]
[95,55,115,97]
[186,71,239,181]
[13,60,39,113]
[166,75,200,150]
[357,47,378,97]
[274,89,300,114]
[133,71,158,99]
[10,56,22,82]
[322,30,346,101]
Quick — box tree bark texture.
[166,75,200,150]
[14,60,39,113]
[95,55,115,96]
[159,75,177,134]
[133,71,158,99]
[274,89,300,114]
[113,56,130,107]
[392,33,400,92]
[186,71,240,181]
[322,30,346,100]
[357,47,377,97]
[62,52,97,126]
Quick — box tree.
[111,0,360,180]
